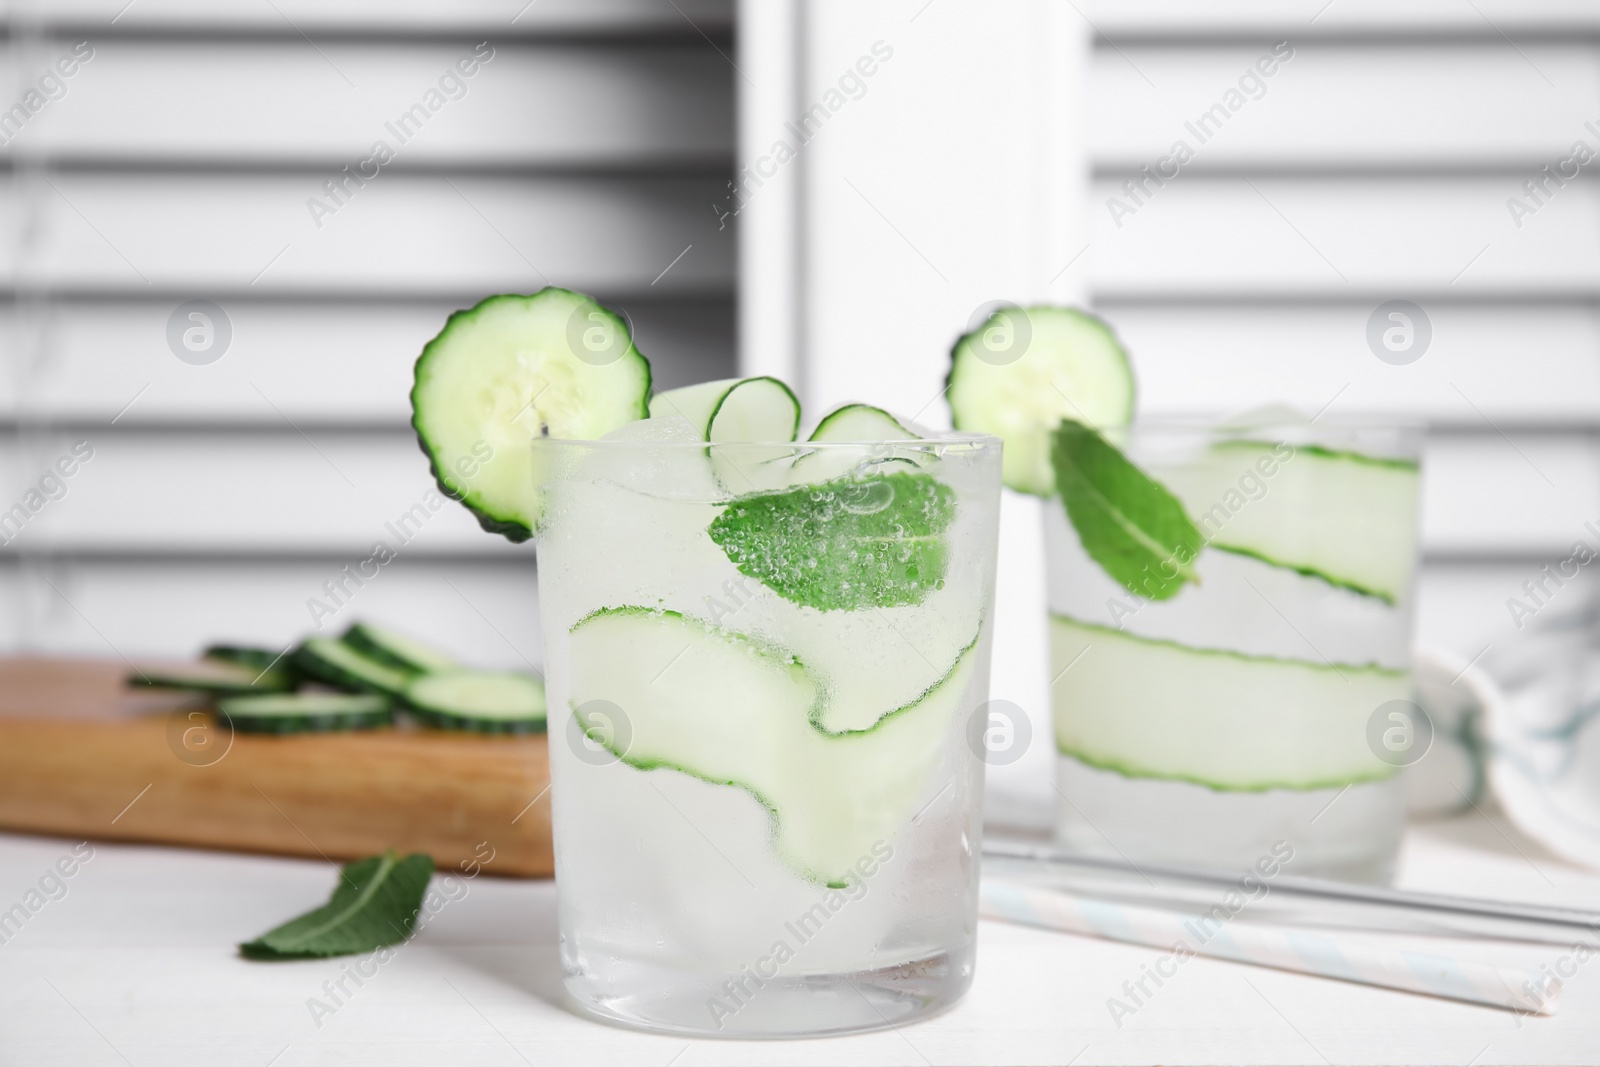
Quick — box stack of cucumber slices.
[132,621,546,736]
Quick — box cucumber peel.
[947,306,1134,494]
[411,288,652,542]
[1050,614,1406,791]
[566,607,978,884]
[1156,440,1421,604]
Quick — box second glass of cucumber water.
[1046,417,1424,881]
[533,428,1003,1036]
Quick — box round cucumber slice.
[648,376,801,442]
[217,693,393,735]
[131,662,293,696]
[947,306,1134,495]
[411,288,653,542]
[1050,614,1406,791]
[566,607,977,885]
[404,671,547,734]
[294,637,413,697]
[808,403,915,442]
[649,376,802,491]
[342,621,457,674]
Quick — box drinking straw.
[981,879,1560,1015]
[984,841,1600,945]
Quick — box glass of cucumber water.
[1044,416,1424,882]
[531,414,1003,1035]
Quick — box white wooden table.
[1,813,1595,1066]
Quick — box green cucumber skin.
[293,640,412,697]
[224,708,395,735]
[1211,439,1419,472]
[406,706,547,735]
[1209,543,1397,605]
[1049,612,1406,677]
[410,288,652,542]
[808,403,911,442]
[1056,748,1395,794]
[342,623,456,674]
[130,669,293,696]
[708,376,802,442]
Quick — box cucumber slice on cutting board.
[405,671,547,734]
[131,662,294,696]
[218,693,393,735]
[411,288,653,542]
[566,607,977,885]
[342,622,456,674]
[294,637,412,696]
[947,306,1134,495]
[1049,614,1406,791]
[1155,441,1421,604]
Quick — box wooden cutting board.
[0,658,553,877]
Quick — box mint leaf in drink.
[240,851,434,960]
[1052,419,1201,601]
[707,471,956,612]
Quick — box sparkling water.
[1045,420,1423,882]
[534,432,1002,1036]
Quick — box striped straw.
[981,879,1560,1015]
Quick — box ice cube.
[601,415,705,443]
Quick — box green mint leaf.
[240,851,435,960]
[707,471,957,612]
[1051,419,1201,601]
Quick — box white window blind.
[1086,0,1600,658]
[1,0,736,663]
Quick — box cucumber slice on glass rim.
[947,305,1134,495]
[218,693,394,735]
[411,288,653,542]
[404,671,547,734]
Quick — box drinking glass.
[1045,418,1424,882]
[533,431,1002,1036]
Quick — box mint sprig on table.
[708,471,957,612]
[240,851,434,960]
[1051,419,1201,601]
